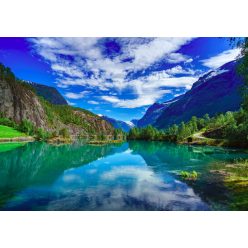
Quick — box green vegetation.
[59,128,70,139]
[0,115,51,141]
[128,39,248,148]
[209,158,248,210]
[127,110,248,148]
[39,97,97,133]
[0,62,36,92]
[0,125,27,138]
[179,170,198,180]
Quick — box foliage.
[18,119,35,136]
[0,116,51,141]
[179,170,198,180]
[0,63,35,92]
[0,116,17,129]
[127,110,248,147]
[0,63,16,83]
[36,128,51,140]
[39,97,98,133]
[59,128,70,139]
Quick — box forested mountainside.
[30,82,68,105]
[0,63,115,138]
[137,60,243,129]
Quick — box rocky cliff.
[0,65,114,137]
[0,79,47,128]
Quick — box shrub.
[36,128,50,140]
[179,170,198,180]
[0,117,17,128]
[59,128,70,138]
[18,119,35,135]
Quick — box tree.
[59,128,70,138]
[18,119,35,135]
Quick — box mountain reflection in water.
[1,141,248,210]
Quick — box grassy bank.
[181,131,229,147]
[0,125,34,143]
[0,125,27,138]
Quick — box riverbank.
[0,136,34,142]
[0,125,34,143]
[87,139,124,145]
[180,131,229,147]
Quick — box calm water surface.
[1,141,248,210]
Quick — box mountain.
[102,116,133,132]
[137,96,182,127]
[136,60,243,129]
[30,82,68,105]
[0,63,114,137]
[130,119,139,126]
[154,60,243,128]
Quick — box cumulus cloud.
[165,65,195,75]
[29,37,196,108]
[201,48,241,69]
[65,91,89,99]
[88,100,99,105]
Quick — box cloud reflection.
[47,159,209,210]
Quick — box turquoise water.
[1,141,248,210]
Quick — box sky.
[0,37,241,122]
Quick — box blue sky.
[0,37,241,122]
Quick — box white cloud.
[51,63,84,78]
[185,58,193,63]
[201,48,241,69]
[101,69,197,108]
[128,38,192,70]
[88,100,99,105]
[101,89,171,108]
[65,91,89,99]
[29,37,196,109]
[165,52,189,64]
[165,65,195,75]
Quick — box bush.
[36,128,50,140]
[0,117,17,128]
[179,170,198,180]
[59,128,70,138]
[18,119,35,135]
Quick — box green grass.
[0,125,27,138]
[0,142,25,153]
[179,170,198,180]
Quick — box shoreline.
[0,136,34,143]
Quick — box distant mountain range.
[135,60,243,129]
[102,116,135,132]
[136,96,182,128]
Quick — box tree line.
[128,38,248,147]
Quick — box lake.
[1,141,248,210]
